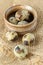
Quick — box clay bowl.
[4,5,37,34]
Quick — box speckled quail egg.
[15,9,30,21]
[22,33,35,46]
[8,16,18,24]
[14,44,28,59]
[6,31,18,41]
[18,21,28,25]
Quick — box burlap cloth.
[0,0,43,65]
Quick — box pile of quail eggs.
[6,31,35,59]
[8,9,33,25]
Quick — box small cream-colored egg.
[6,31,18,41]
[18,21,28,25]
[14,44,28,59]
[15,9,30,21]
[22,33,35,46]
[9,16,18,24]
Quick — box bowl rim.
[4,5,37,28]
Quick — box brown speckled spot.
[24,41,29,46]
[30,39,34,44]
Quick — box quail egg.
[18,21,28,25]
[15,9,30,21]
[6,31,18,41]
[22,33,35,46]
[14,44,28,59]
[8,16,18,24]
